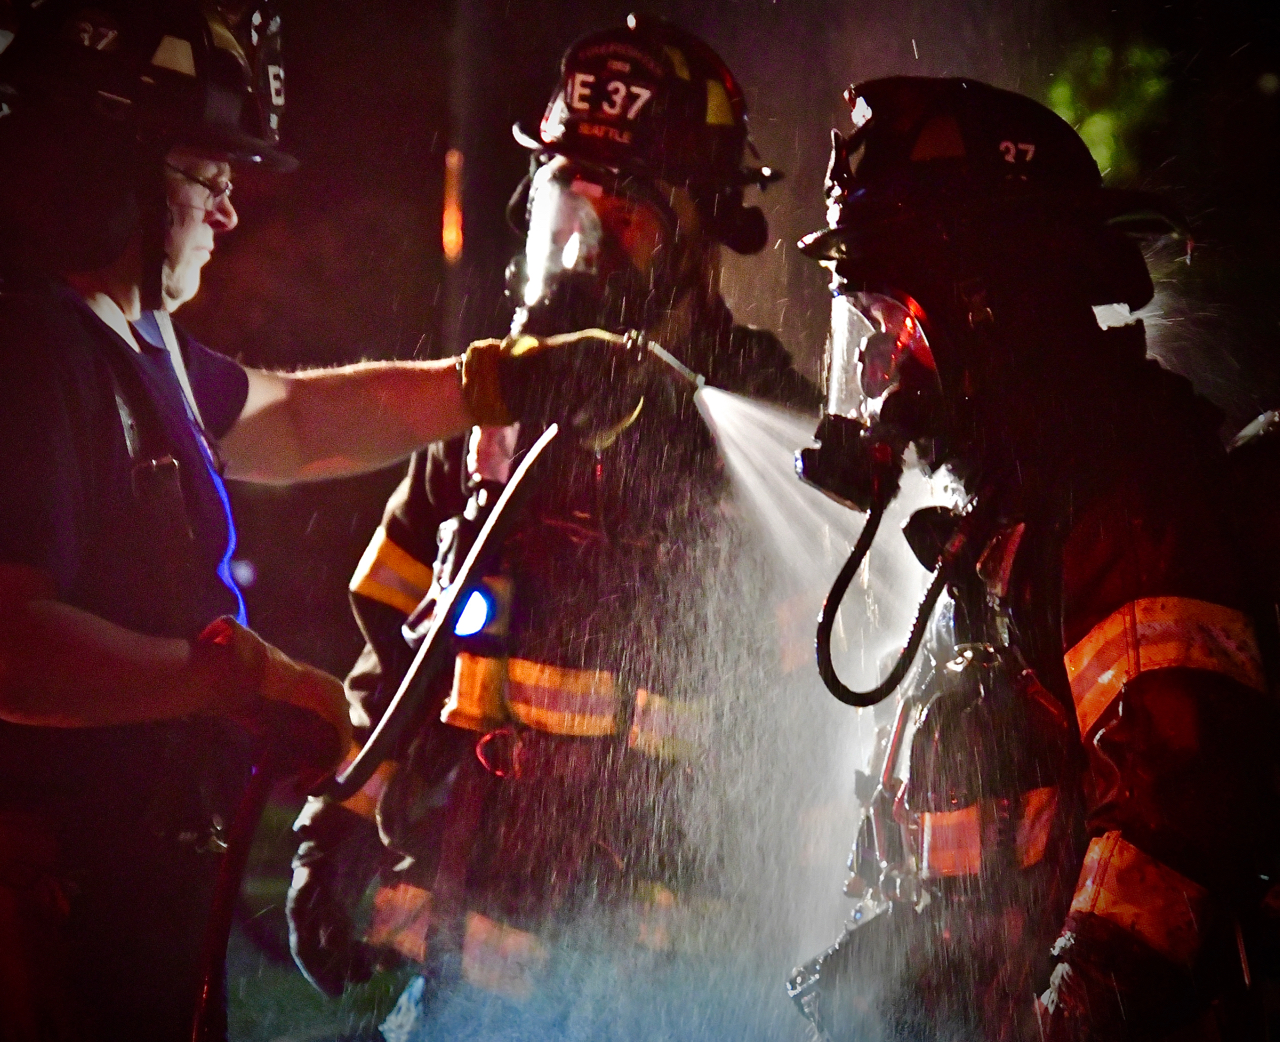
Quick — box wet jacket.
[340,305,814,942]
[799,322,1274,1042]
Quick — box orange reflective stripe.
[441,652,508,732]
[1065,597,1264,736]
[1016,786,1057,869]
[366,882,433,963]
[334,742,396,821]
[921,787,1059,878]
[920,804,983,877]
[505,658,618,736]
[1070,831,1206,966]
[349,527,435,616]
[628,689,702,760]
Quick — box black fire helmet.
[0,0,294,170]
[510,14,780,254]
[800,77,1187,311]
[0,0,293,285]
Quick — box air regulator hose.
[815,498,950,708]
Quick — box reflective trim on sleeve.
[440,652,508,732]
[919,787,1059,879]
[1070,831,1207,966]
[1016,786,1057,869]
[349,527,435,616]
[628,689,703,760]
[506,658,619,737]
[1065,597,1265,736]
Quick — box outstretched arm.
[221,360,473,484]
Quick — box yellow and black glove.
[459,329,648,439]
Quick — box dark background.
[171,0,1278,679]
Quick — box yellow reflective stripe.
[1065,597,1264,736]
[441,652,508,732]
[506,658,618,737]
[920,787,1059,878]
[920,804,983,877]
[628,689,703,760]
[349,527,435,616]
[367,882,433,964]
[705,79,734,126]
[1070,831,1206,966]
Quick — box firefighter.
[285,14,817,1027]
[787,76,1276,1041]
[0,3,637,1039]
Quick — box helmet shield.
[827,291,939,426]
[518,156,677,331]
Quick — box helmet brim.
[180,125,298,173]
[799,186,1188,262]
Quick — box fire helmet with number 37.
[795,76,1187,511]
[512,13,779,257]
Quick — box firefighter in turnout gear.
[788,77,1276,1041]
[285,15,817,1023]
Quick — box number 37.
[570,73,653,120]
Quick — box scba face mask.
[798,290,943,514]
[827,291,939,428]
[515,155,683,334]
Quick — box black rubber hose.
[815,500,949,708]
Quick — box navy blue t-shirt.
[0,281,249,637]
[0,278,250,816]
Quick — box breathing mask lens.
[827,292,937,425]
[520,156,674,314]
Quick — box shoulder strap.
[151,309,207,432]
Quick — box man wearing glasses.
[0,3,626,1039]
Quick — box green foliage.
[1047,41,1172,183]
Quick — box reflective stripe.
[1070,831,1206,966]
[628,689,703,760]
[920,803,982,877]
[1016,786,1057,869]
[349,527,435,616]
[367,882,433,963]
[1065,597,1265,736]
[919,787,1058,878]
[462,912,549,998]
[441,652,508,732]
[506,657,618,736]
[334,742,397,821]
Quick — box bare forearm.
[223,359,471,483]
[0,598,237,727]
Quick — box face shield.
[516,155,679,333]
[826,291,939,426]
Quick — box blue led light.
[454,588,493,637]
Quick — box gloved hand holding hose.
[459,329,650,434]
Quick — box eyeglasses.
[165,162,233,209]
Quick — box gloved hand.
[196,616,352,782]
[1037,914,1202,1042]
[287,796,385,997]
[459,328,648,433]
